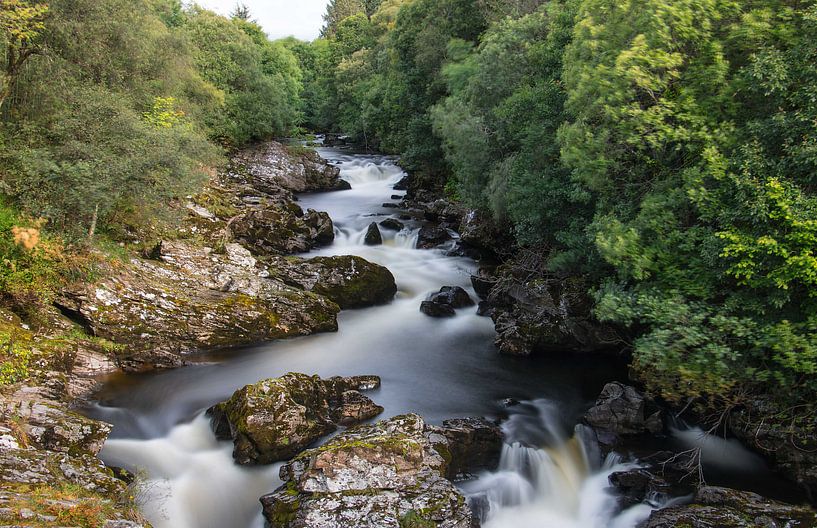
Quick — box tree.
[0,0,49,110]
[231,2,251,21]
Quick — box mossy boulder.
[273,255,397,310]
[231,206,335,255]
[260,414,476,528]
[208,373,383,465]
[643,486,816,527]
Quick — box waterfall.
[463,400,668,528]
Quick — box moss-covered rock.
[299,256,397,309]
[56,241,340,370]
[208,373,383,465]
[643,486,816,527]
[260,414,476,528]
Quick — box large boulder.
[208,373,383,465]
[57,242,340,370]
[260,414,476,528]
[643,486,816,528]
[583,382,663,437]
[416,226,453,250]
[486,274,620,356]
[234,141,348,193]
[231,204,335,255]
[0,398,110,457]
[275,255,397,309]
[432,417,502,479]
[420,287,475,318]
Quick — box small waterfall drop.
[463,400,665,528]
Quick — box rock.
[234,142,347,193]
[57,241,340,370]
[382,203,400,209]
[456,209,513,260]
[207,373,383,465]
[420,287,474,318]
[379,218,405,231]
[335,390,385,426]
[643,486,816,527]
[278,255,397,310]
[435,418,502,479]
[470,270,495,300]
[608,469,672,508]
[476,301,494,317]
[393,175,410,191]
[729,403,817,497]
[0,446,123,494]
[391,194,403,200]
[434,287,475,309]
[420,301,457,318]
[260,414,475,528]
[487,274,620,356]
[416,226,453,249]
[365,222,383,246]
[583,382,663,436]
[232,205,335,255]
[0,398,110,456]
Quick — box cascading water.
[84,147,681,528]
[462,400,674,528]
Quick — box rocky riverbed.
[2,142,815,528]
[0,141,396,526]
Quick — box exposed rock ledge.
[53,141,396,371]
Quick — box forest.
[2,0,817,437]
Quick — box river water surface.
[81,149,788,528]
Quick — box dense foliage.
[301,0,817,419]
[0,1,302,306]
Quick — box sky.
[193,0,327,41]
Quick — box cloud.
[192,0,326,41]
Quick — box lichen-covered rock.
[208,373,383,465]
[57,241,340,370]
[260,414,476,528]
[0,446,124,494]
[0,398,110,456]
[234,141,348,193]
[273,255,397,310]
[231,205,335,255]
[643,486,816,527]
[583,382,663,437]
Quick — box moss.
[399,510,436,528]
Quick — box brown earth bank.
[0,141,395,526]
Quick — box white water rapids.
[90,149,685,528]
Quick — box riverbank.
[2,141,815,527]
[0,141,396,525]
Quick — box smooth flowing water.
[81,148,777,528]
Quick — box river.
[80,148,792,528]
